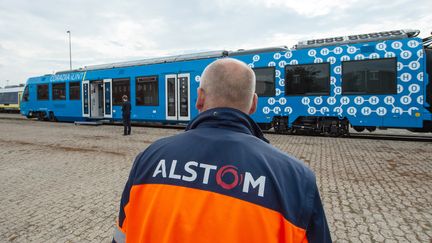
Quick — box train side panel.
[81,58,217,122]
[20,34,432,133]
[237,37,429,130]
[0,87,23,112]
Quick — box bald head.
[197,58,257,114]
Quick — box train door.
[82,80,90,118]
[90,81,104,118]
[165,73,190,121]
[103,79,112,118]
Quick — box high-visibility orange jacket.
[113,108,332,243]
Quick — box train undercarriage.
[26,111,432,135]
[26,110,57,122]
[271,116,350,137]
[269,116,432,136]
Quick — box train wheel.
[37,112,44,121]
[353,126,365,132]
[49,112,57,122]
[274,126,282,134]
[366,126,376,132]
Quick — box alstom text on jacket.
[152,159,266,197]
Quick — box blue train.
[20,29,432,136]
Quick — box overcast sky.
[0,0,431,87]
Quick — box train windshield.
[23,86,29,102]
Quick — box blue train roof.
[53,46,289,74]
[295,29,420,49]
[30,29,422,82]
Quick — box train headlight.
[415,112,421,117]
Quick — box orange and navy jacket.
[113,108,332,243]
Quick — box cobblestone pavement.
[0,119,431,242]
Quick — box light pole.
[67,30,72,70]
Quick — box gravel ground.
[0,118,431,242]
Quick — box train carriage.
[0,86,24,112]
[20,29,432,135]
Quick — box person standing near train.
[113,58,331,242]
[121,95,131,136]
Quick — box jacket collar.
[185,107,269,143]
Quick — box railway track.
[0,113,26,121]
[346,132,432,142]
[264,130,432,142]
[1,114,431,142]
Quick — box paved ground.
[0,118,431,242]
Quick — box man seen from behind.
[113,58,332,243]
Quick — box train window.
[342,58,397,94]
[0,91,18,104]
[37,84,49,100]
[23,86,29,102]
[112,78,130,105]
[253,67,275,97]
[285,63,330,95]
[136,76,159,106]
[52,83,66,100]
[69,82,80,100]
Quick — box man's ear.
[248,93,258,115]
[195,87,205,112]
